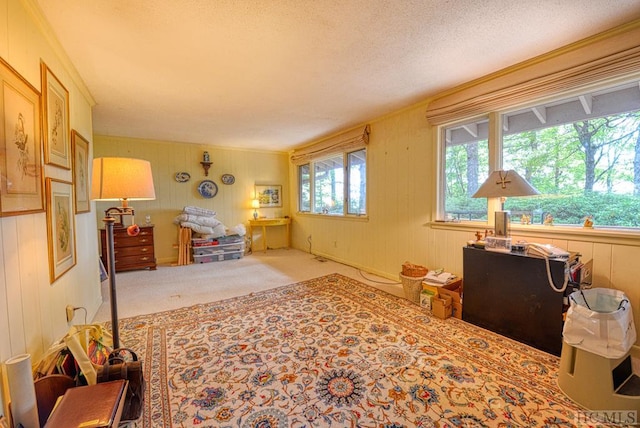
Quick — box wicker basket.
[401,262,428,277]
[399,272,425,304]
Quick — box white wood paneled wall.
[1,0,99,418]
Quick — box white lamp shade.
[472,170,539,199]
[91,157,156,201]
[251,199,260,209]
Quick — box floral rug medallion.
[116,273,584,427]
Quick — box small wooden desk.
[249,218,291,252]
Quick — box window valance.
[425,20,640,125]
[290,124,370,165]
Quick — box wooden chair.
[34,374,75,427]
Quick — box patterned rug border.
[116,272,577,410]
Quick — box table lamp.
[472,169,539,237]
[251,199,260,220]
[91,157,156,348]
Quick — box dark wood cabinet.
[462,247,568,356]
[100,225,156,272]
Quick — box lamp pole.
[103,215,120,348]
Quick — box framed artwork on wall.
[46,178,76,284]
[255,184,282,208]
[41,61,70,169]
[71,130,90,213]
[0,57,44,216]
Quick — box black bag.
[97,347,145,421]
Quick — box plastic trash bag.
[563,288,636,359]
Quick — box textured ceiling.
[35,1,640,152]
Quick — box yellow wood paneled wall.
[427,225,640,347]
[289,103,432,278]
[92,136,290,263]
[1,0,98,416]
[290,105,640,345]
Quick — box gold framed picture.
[71,130,90,213]
[255,184,282,208]
[46,178,76,284]
[41,61,70,169]
[0,57,44,216]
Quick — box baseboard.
[309,250,401,284]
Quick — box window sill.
[428,220,640,246]
[296,212,369,221]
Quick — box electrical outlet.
[66,305,75,322]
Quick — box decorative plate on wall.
[175,172,191,183]
[221,174,235,185]
[198,180,218,198]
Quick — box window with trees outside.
[442,81,640,229]
[298,148,366,216]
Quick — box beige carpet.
[94,249,404,322]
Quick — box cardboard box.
[451,301,462,319]
[438,282,463,319]
[432,295,452,319]
[439,285,462,304]
[442,278,463,292]
[422,283,440,296]
[420,288,437,311]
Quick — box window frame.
[297,147,368,218]
[436,81,640,233]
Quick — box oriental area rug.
[115,273,584,427]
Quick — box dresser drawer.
[112,228,153,239]
[112,234,154,248]
[100,225,156,272]
[113,245,155,258]
[115,254,156,271]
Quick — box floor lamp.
[91,157,156,348]
[472,170,539,237]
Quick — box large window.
[298,148,367,216]
[441,82,640,229]
[443,117,490,221]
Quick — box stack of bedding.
[173,206,245,239]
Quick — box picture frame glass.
[42,62,70,169]
[256,184,282,208]
[0,58,44,216]
[47,178,76,283]
[72,130,90,213]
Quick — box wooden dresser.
[100,225,157,272]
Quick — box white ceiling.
[35,1,640,152]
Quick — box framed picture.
[71,130,90,213]
[41,62,70,169]
[0,57,44,216]
[46,178,76,284]
[255,184,282,208]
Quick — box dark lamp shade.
[91,157,156,201]
[472,170,539,199]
